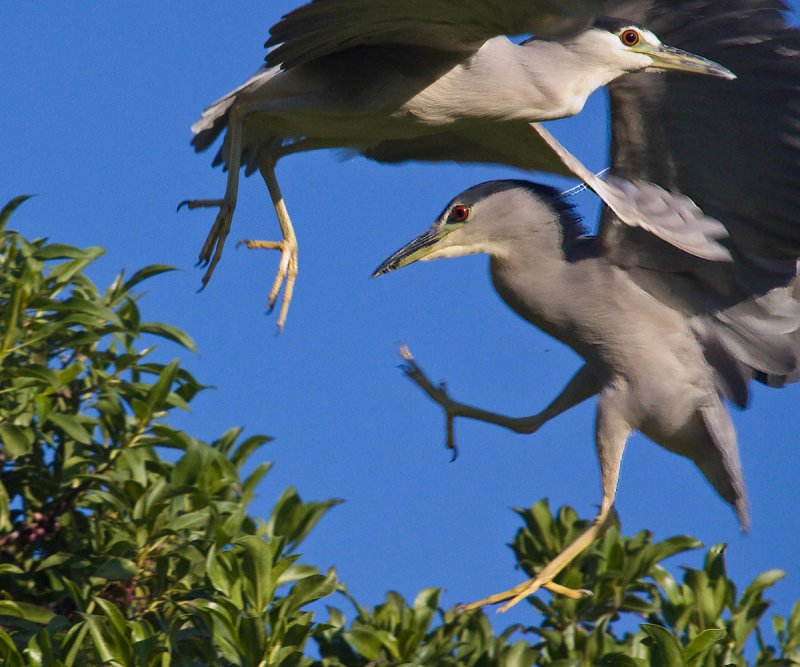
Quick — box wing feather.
[600,0,800,401]
[265,0,603,69]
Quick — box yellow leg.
[179,105,247,287]
[240,158,298,333]
[454,384,629,614]
[459,507,615,612]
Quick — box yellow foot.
[460,579,591,613]
[238,238,298,332]
[177,198,233,287]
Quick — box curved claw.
[177,198,225,214]
[176,197,235,287]
[240,238,298,333]
[196,203,234,286]
[441,381,459,462]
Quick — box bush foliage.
[0,196,798,665]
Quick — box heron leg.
[236,156,298,332]
[460,391,629,612]
[400,347,599,455]
[177,105,250,288]
[177,106,333,296]
[237,139,350,331]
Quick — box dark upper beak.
[371,227,449,278]
[645,43,736,80]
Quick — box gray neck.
[488,221,603,346]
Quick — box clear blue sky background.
[3,3,799,631]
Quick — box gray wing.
[265,0,603,69]
[363,123,573,177]
[532,122,732,262]
[599,0,800,406]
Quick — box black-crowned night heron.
[181,0,734,330]
[372,0,800,612]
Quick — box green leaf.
[121,264,175,291]
[287,569,338,610]
[641,624,685,667]
[345,627,391,661]
[504,641,535,667]
[528,499,556,553]
[10,366,59,389]
[0,629,23,667]
[83,613,124,664]
[36,552,74,571]
[242,462,274,501]
[166,510,211,533]
[93,597,129,640]
[45,412,93,444]
[0,564,23,575]
[0,482,11,531]
[142,359,180,418]
[231,434,273,468]
[682,628,726,665]
[56,361,86,386]
[206,552,234,597]
[238,535,274,612]
[62,622,91,667]
[739,569,785,607]
[268,487,343,551]
[0,195,34,231]
[276,563,319,587]
[239,614,268,663]
[0,424,33,458]
[33,243,100,261]
[94,558,137,581]
[412,587,441,613]
[140,322,197,352]
[0,601,55,625]
[27,624,56,666]
[50,296,121,327]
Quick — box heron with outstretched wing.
[373,0,800,611]
[182,0,733,330]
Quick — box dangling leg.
[400,347,600,457]
[461,389,630,612]
[178,105,248,287]
[239,156,297,332]
[178,94,337,305]
[239,139,346,331]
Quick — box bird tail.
[191,98,235,154]
[697,404,749,531]
[695,273,800,405]
[190,65,280,157]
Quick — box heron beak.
[371,224,462,277]
[645,44,736,80]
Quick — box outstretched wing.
[362,122,573,177]
[532,122,732,262]
[600,0,800,405]
[265,0,603,69]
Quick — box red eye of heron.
[620,29,641,47]
[450,205,470,222]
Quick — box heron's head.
[579,17,736,79]
[372,180,579,277]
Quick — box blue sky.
[3,3,799,630]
